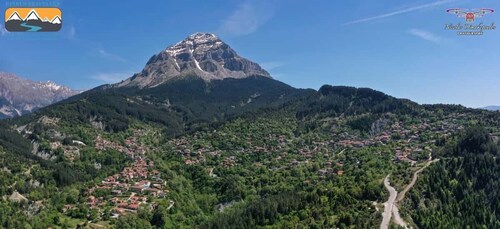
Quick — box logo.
[4,8,62,32]
[446,8,494,22]
[445,8,495,35]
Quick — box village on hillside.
[168,112,471,178]
[69,130,172,219]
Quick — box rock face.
[8,191,28,203]
[0,73,81,118]
[118,32,271,88]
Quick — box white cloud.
[343,0,455,25]
[260,61,285,71]
[91,72,133,83]
[97,48,127,62]
[408,29,444,44]
[218,0,275,36]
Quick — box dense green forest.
[9,76,310,136]
[403,126,500,228]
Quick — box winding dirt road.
[392,204,407,228]
[380,175,397,229]
[397,158,439,202]
[381,154,439,229]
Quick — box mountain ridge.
[482,105,500,111]
[1,31,425,134]
[0,73,81,118]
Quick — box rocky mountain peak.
[117,32,271,88]
[189,32,218,40]
[0,73,81,118]
[166,32,223,57]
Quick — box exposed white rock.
[117,32,271,88]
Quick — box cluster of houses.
[164,112,472,182]
[301,113,469,177]
[169,137,240,168]
[169,130,301,167]
[333,113,467,164]
[95,134,146,158]
[318,160,345,177]
[169,129,347,177]
[223,156,238,167]
[84,130,168,218]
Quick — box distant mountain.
[117,32,271,88]
[0,73,81,118]
[482,106,500,111]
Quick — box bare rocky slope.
[0,73,81,118]
[117,32,271,88]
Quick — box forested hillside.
[8,76,311,136]
[0,77,499,228]
[402,126,500,228]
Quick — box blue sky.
[0,0,498,107]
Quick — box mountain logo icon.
[4,8,62,32]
